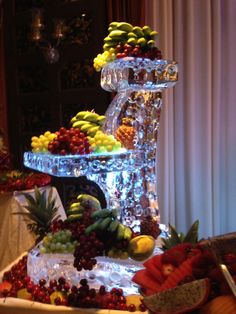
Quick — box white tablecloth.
[0,186,66,270]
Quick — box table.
[0,186,66,270]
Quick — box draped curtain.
[106,0,145,25]
[0,1,8,144]
[145,0,236,238]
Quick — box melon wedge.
[143,278,210,314]
[132,269,161,293]
[199,295,236,314]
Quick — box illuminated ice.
[27,245,144,295]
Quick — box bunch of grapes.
[88,131,124,153]
[40,230,78,254]
[115,43,162,60]
[73,226,104,271]
[93,49,116,72]
[48,127,92,155]
[31,131,57,153]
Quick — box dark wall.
[3,0,110,207]
[3,0,109,169]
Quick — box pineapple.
[140,215,161,239]
[20,186,60,242]
[161,220,199,251]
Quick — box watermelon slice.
[132,269,161,293]
[144,258,166,284]
[160,255,196,291]
[143,278,210,314]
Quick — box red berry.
[128,304,136,312]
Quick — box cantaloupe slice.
[143,278,210,314]
[199,295,236,314]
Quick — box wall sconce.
[30,9,65,64]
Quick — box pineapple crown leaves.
[17,186,60,239]
[161,220,199,251]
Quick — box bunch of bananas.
[70,111,105,137]
[93,22,159,71]
[85,208,133,241]
[65,194,101,222]
[104,22,158,51]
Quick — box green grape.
[40,229,76,254]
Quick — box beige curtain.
[145,0,236,238]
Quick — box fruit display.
[0,171,51,192]
[132,229,236,314]
[93,22,162,71]
[30,110,126,156]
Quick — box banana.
[98,217,112,231]
[108,26,114,32]
[80,122,96,132]
[72,120,89,128]
[77,194,101,210]
[137,37,147,46]
[96,115,105,126]
[147,40,155,47]
[150,30,158,39]
[117,22,133,33]
[123,226,132,240]
[66,208,84,216]
[83,112,100,123]
[132,26,144,37]
[104,36,114,43]
[109,30,127,40]
[128,32,138,38]
[65,213,83,222]
[85,218,104,235]
[91,208,111,219]
[127,37,137,46]
[142,25,152,37]
[108,219,119,233]
[87,125,100,137]
[75,111,90,120]
[109,21,119,28]
[116,223,126,240]
[70,116,77,124]
[69,202,82,210]
[103,43,118,50]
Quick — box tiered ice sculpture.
[24,57,177,231]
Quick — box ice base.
[27,236,164,295]
[27,246,144,295]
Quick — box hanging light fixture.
[30,9,65,64]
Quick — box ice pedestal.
[101,57,178,224]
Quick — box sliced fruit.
[128,235,155,261]
[132,269,161,295]
[17,288,32,300]
[126,294,143,307]
[50,291,67,304]
[143,278,210,314]
[199,295,236,314]
[0,281,12,296]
